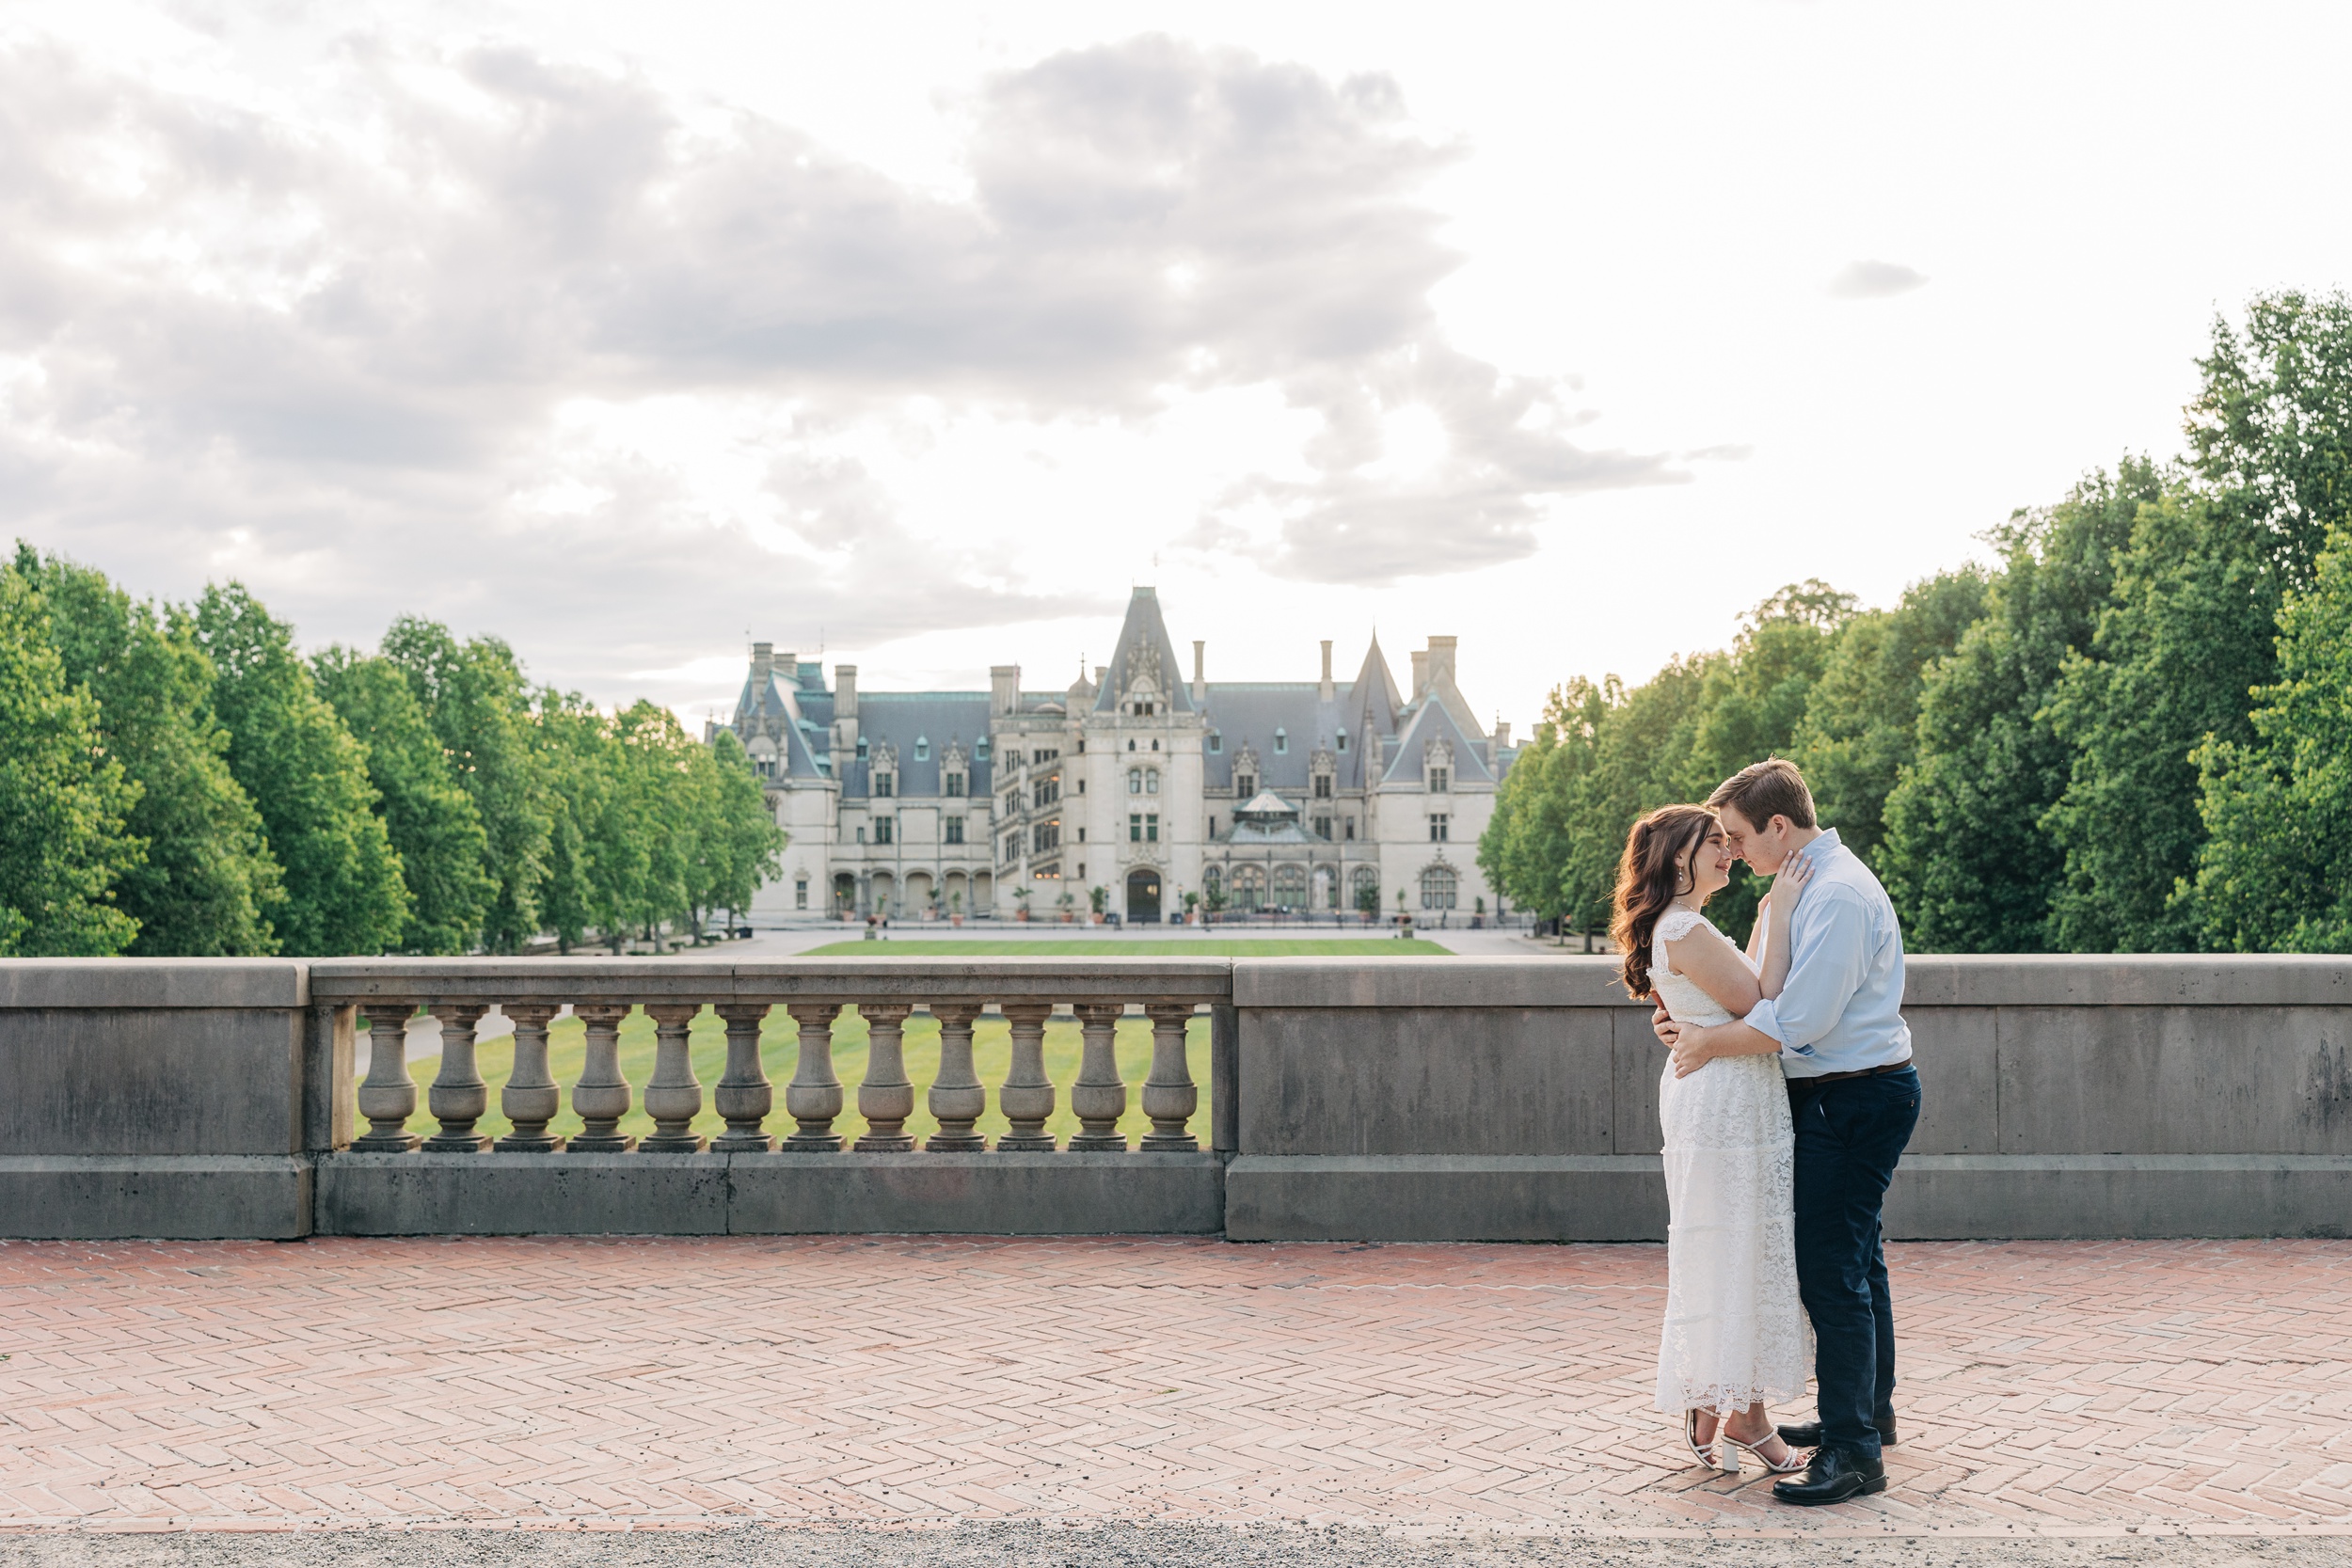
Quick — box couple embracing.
[1611,759,1921,1506]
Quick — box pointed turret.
[1351,633,1404,737]
[1092,587,1196,715]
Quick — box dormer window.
[875,771,895,798]
[1274,727,1288,753]
[946,772,966,798]
[1337,728,1348,752]
[915,736,930,761]
[1425,736,1454,795]
[856,737,869,760]
[1429,768,1448,793]
[977,738,991,760]
[1208,732,1222,753]
[1235,774,1256,798]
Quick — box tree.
[697,728,786,930]
[0,564,143,955]
[1789,568,1991,869]
[532,689,608,955]
[15,546,282,956]
[193,584,407,956]
[1479,676,1605,927]
[2042,293,2352,951]
[2192,524,2352,950]
[1878,464,2156,951]
[312,648,496,955]
[379,619,550,952]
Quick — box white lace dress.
[1650,907,1811,1416]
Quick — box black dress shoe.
[1776,1411,1897,1449]
[1772,1446,1887,1507]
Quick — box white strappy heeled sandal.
[1684,1410,1723,1469]
[1719,1428,1807,1475]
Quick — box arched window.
[1420,865,1458,911]
[1350,865,1379,911]
[1271,864,1308,910]
[1146,768,1160,795]
[1128,768,1142,794]
[1231,865,1266,911]
[1203,864,1223,896]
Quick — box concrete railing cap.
[308,956,1235,1006]
[0,958,310,1010]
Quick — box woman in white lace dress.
[1609,803,1812,1474]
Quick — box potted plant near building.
[950,890,963,927]
[1183,891,1199,926]
[1201,882,1226,927]
[1057,888,1076,923]
[1356,879,1382,927]
[1089,885,1107,924]
[1013,886,1031,922]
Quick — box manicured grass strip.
[387,1007,1209,1149]
[802,939,1454,956]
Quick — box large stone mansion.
[717,588,1519,923]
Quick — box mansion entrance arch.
[1125,867,1163,925]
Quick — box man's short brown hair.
[1708,757,1817,831]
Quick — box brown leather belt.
[1803,1060,1914,1085]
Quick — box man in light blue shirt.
[1654,758,1921,1506]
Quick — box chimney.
[1495,720,1512,750]
[780,650,799,685]
[1095,664,1108,689]
[1410,649,1428,702]
[1318,640,1335,702]
[834,663,858,718]
[1191,641,1206,706]
[992,664,1022,716]
[1426,636,1458,693]
[751,641,774,695]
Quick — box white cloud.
[1827,260,1930,301]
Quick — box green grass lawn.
[384,1007,1210,1148]
[803,938,1453,956]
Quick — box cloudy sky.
[6,2,2348,734]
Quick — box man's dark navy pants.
[1788,1065,1921,1461]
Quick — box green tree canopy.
[696,728,787,927]
[379,619,550,953]
[1878,464,2155,951]
[0,563,143,955]
[2192,524,2352,950]
[193,584,407,956]
[312,647,496,955]
[14,546,282,956]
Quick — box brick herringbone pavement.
[0,1237,2346,1537]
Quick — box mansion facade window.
[1421,865,1458,910]
[1129,813,1159,843]
[1033,822,1059,853]
[1351,865,1379,909]
[1428,814,1450,841]
[946,772,965,797]
[874,817,894,845]
[945,817,965,845]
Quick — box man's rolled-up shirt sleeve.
[1740,888,1870,1057]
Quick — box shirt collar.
[1799,829,1840,868]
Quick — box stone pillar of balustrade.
[925,1002,987,1151]
[1140,1003,1199,1151]
[711,1003,776,1152]
[421,1003,493,1152]
[494,1004,564,1152]
[995,1003,1058,1150]
[853,1004,915,1151]
[352,1001,421,1152]
[641,1004,707,1152]
[568,1004,637,1152]
[1067,1002,1129,1151]
[781,1001,845,1151]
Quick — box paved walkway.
[1,1238,2346,1540]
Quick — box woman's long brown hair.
[1610,803,1722,999]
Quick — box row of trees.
[1480,289,2352,953]
[0,547,784,956]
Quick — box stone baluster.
[1068,1003,1130,1151]
[568,1004,637,1152]
[421,1003,493,1152]
[641,1004,707,1152]
[996,1003,1058,1150]
[853,1004,915,1151]
[494,1004,564,1152]
[781,1002,845,1151]
[353,1000,421,1152]
[710,1003,775,1152]
[925,1003,988,1151]
[1140,1004,1200,1151]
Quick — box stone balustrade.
[3,954,2348,1242]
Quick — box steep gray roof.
[1092,587,1197,715]
[839,692,993,800]
[1382,698,1495,788]
[1200,683,1353,792]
